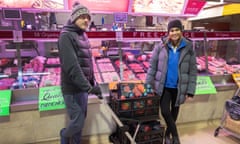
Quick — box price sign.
[0,90,12,116]
[184,0,206,15]
[38,86,65,111]
[195,76,217,95]
[232,73,240,87]
[13,30,23,43]
[116,31,123,42]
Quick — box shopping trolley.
[98,82,136,144]
[214,88,240,139]
[99,82,164,144]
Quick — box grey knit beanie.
[167,19,183,32]
[71,3,90,23]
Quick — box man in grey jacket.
[58,3,101,144]
[146,19,197,144]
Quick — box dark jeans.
[62,92,88,143]
[160,88,180,137]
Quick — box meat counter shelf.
[1,31,240,41]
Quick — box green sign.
[39,86,65,111]
[195,76,217,95]
[0,90,12,116]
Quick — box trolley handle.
[234,87,240,96]
[100,98,136,144]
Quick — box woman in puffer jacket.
[146,19,197,144]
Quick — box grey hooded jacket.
[146,37,197,106]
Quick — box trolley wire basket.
[214,88,240,139]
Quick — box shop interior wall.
[191,14,240,31]
[0,10,191,31]
[191,14,240,64]
[229,14,240,31]
[192,21,230,31]
[55,13,151,30]
[56,13,191,31]
[0,11,35,30]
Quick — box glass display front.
[1,31,240,91]
[206,39,240,75]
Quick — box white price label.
[116,31,123,42]
[13,30,23,43]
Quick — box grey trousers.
[62,92,88,143]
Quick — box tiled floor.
[36,120,240,144]
[178,120,239,144]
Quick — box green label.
[0,90,12,116]
[38,86,65,111]
[195,76,217,95]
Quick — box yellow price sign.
[232,73,240,88]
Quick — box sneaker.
[60,128,70,144]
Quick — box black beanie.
[167,19,183,32]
